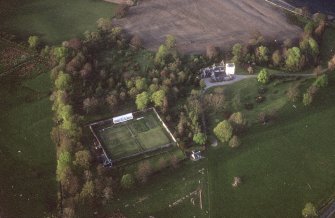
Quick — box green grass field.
[0,72,56,217]
[97,111,172,160]
[106,158,209,218]
[206,74,335,217]
[0,0,116,44]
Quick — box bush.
[193,132,207,145]
[314,74,328,88]
[136,161,152,183]
[229,135,241,148]
[213,120,233,143]
[287,84,300,102]
[121,174,135,189]
[303,92,313,106]
[302,202,317,217]
[257,69,270,84]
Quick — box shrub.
[73,150,91,170]
[121,174,135,189]
[287,84,300,102]
[302,202,317,217]
[213,120,233,143]
[314,74,328,88]
[28,35,39,49]
[136,161,152,183]
[136,92,150,110]
[257,69,270,84]
[303,92,313,106]
[229,135,241,148]
[193,132,207,145]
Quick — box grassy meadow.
[0,0,116,44]
[207,75,335,217]
[0,72,56,217]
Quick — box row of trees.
[204,14,326,72]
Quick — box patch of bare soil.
[113,0,301,53]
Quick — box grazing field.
[94,110,173,161]
[105,159,209,218]
[0,0,116,44]
[114,0,301,53]
[0,72,56,217]
[206,74,335,217]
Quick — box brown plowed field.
[113,0,301,53]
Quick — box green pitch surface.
[97,111,172,160]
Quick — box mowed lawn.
[207,75,335,217]
[0,0,116,44]
[0,72,56,217]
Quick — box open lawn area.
[106,159,209,217]
[0,0,116,44]
[206,74,335,217]
[0,72,56,217]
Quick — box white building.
[225,63,235,76]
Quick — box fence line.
[264,0,304,16]
[152,107,178,144]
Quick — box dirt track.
[113,0,301,54]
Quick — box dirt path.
[113,0,301,54]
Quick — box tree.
[257,68,270,84]
[130,34,142,49]
[308,37,319,58]
[55,72,71,90]
[287,84,300,102]
[272,50,282,66]
[193,132,207,145]
[229,112,247,132]
[328,55,335,70]
[155,44,168,64]
[135,77,147,91]
[53,46,68,61]
[56,151,72,182]
[199,79,206,89]
[73,150,91,170]
[83,97,99,114]
[285,47,301,71]
[302,202,317,217]
[314,74,328,88]
[256,45,269,63]
[97,18,113,32]
[206,45,219,60]
[80,180,94,200]
[151,90,166,107]
[304,21,315,35]
[229,135,241,148]
[106,94,118,110]
[136,161,152,183]
[120,174,135,189]
[213,120,233,143]
[247,66,254,74]
[28,36,39,49]
[303,92,313,106]
[232,176,242,187]
[136,92,150,110]
[165,35,176,49]
[232,43,243,64]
